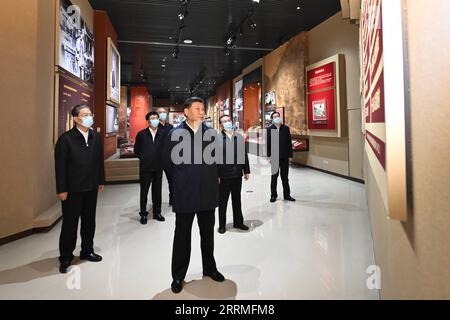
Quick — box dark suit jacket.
[134,127,165,172]
[158,122,174,137]
[266,124,293,159]
[54,127,105,194]
[218,130,250,179]
[164,121,219,213]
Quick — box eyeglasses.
[78,114,94,118]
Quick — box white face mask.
[159,112,167,121]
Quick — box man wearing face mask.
[164,97,224,294]
[54,104,105,274]
[266,111,296,203]
[156,107,174,206]
[217,115,250,234]
[134,111,165,224]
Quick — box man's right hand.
[57,192,68,201]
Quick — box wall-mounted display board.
[360,0,408,221]
[56,0,94,85]
[106,37,121,105]
[306,54,346,138]
[232,79,244,130]
[54,71,94,143]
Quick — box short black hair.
[219,115,231,123]
[271,111,281,119]
[184,96,205,109]
[145,111,159,120]
[71,104,91,117]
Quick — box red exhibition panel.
[307,62,335,92]
[307,89,336,130]
[129,86,150,143]
[370,71,385,123]
[366,130,386,169]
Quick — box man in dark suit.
[134,111,166,225]
[156,107,174,206]
[54,104,105,274]
[164,97,225,294]
[217,115,250,234]
[266,111,296,203]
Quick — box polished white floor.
[0,155,379,300]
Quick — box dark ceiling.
[89,0,341,103]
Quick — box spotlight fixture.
[253,0,260,3]
[249,19,257,29]
[172,47,179,59]
[178,13,185,20]
[183,39,193,44]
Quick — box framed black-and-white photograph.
[107,37,121,105]
[56,0,94,85]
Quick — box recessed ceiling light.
[296,6,301,10]
[176,86,180,89]
[161,64,166,67]
[184,39,193,44]
[256,42,260,45]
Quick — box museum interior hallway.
[0,155,378,300]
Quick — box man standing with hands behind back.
[54,104,105,274]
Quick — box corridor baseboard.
[292,163,365,184]
[0,216,62,246]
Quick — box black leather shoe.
[171,279,183,294]
[270,197,277,203]
[80,252,102,262]
[153,213,165,222]
[140,216,148,224]
[204,271,225,282]
[59,260,71,274]
[218,227,226,234]
[284,196,296,202]
[234,224,249,231]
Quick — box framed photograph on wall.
[107,37,121,105]
[169,112,186,128]
[106,104,119,135]
[312,99,328,124]
[56,0,94,85]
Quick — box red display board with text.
[306,55,345,138]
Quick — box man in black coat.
[156,107,174,206]
[217,115,250,234]
[134,111,166,224]
[54,104,105,274]
[266,111,296,203]
[164,97,225,294]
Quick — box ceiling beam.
[118,40,274,52]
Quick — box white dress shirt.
[149,127,158,141]
[77,127,89,146]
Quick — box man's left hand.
[244,174,249,181]
[99,185,105,192]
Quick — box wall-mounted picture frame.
[56,0,94,85]
[106,37,121,105]
[169,112,186,128]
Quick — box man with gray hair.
[54,104,105,274]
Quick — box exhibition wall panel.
[94,10,119,159]
[304,12,362,179]
[0,0,95,240]
[263,32,308,136]
[366,0,450,299]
